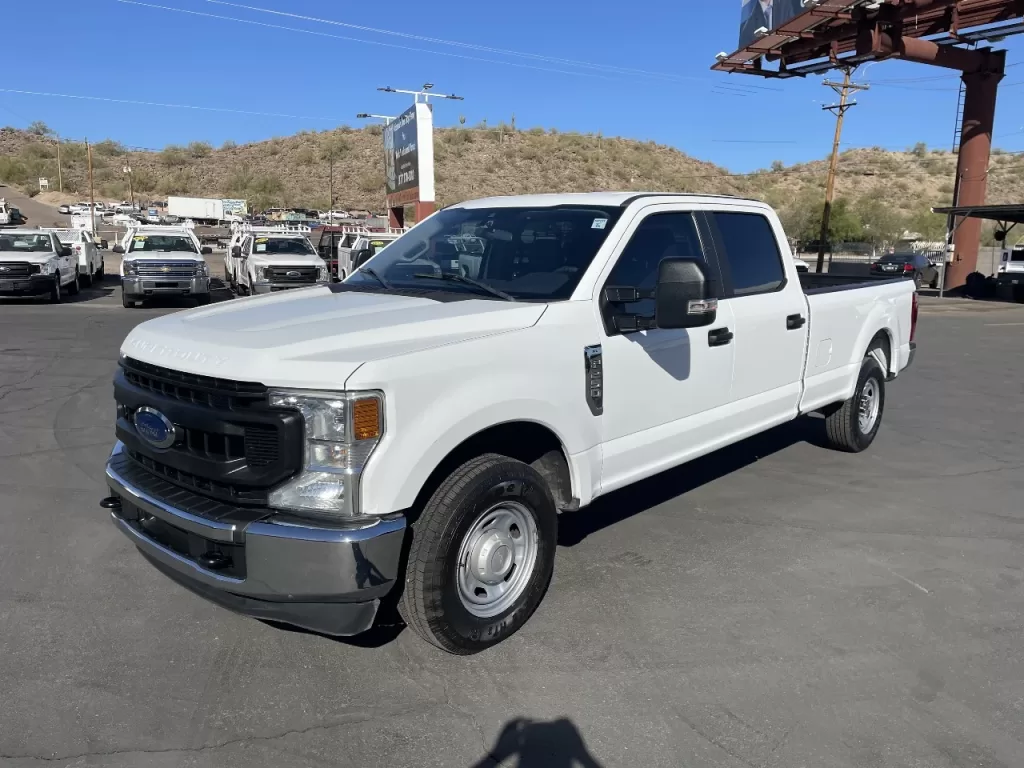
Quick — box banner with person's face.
[739,0,805,48]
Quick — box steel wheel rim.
[455,501,539,618]
[859,377,880,433]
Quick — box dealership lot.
[1,277,1023,768]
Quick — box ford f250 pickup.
[101,193,918,654]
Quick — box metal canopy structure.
[713,0,1024,290]
[713,0,1023,77]
[933,203,1024,223]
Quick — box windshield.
[1010,248,1024,263]
[254,237,316,256]
[129,235,197,253]
[0,234,54,252]
[345,206,623,301]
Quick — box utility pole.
[123,158,134,208]
[328,152,334,213]
[55,137,63,193]
[87,139,96,235]
[815,68,869,273]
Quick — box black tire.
[81,268,92,288]
[1014,286,1024,304]
[399,454,557,655]
[48,275,62,304]
[824,357,886,453]
[67,273,80,296]
[121,292,135,308]
[929,276,939,290]
[97,260,105,279]
[196,294,211,306]
[913,272,922,290]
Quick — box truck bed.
[798,272,909,294]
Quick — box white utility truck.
[112,225,213,308]
[100,193,918,654]
[42,227,105,286]
[0,198,28,227]
[0,229,80,302]
[224,224,328,295]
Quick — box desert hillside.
[4,122,1022,244]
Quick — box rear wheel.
[81,267,92,287]
[823,357,886,453]
[399,454,557,655]
[66,273,79,296]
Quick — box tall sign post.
[374,84,463,228]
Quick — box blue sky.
[4,0,1024,172]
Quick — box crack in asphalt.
[0,706,422,763]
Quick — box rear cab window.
[707,211,786,297]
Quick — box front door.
[597,206,735,492]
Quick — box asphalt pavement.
[1,208,1024,766]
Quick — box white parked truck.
[224,225,328,295]
[42,228,105,286]
[101,193,918,654]
[112,225,213,308]
[0,229,80,302]
[0,198,28,227]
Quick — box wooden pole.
[56,138,63,193]
[87,139,96,234]
[815,69,868,273]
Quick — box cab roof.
[454,192,750,210]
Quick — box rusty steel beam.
[855,28,993,70]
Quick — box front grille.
[0,262,35,278]
[115,359,303,507]
[265,265,318,282]
[122,357,266,410]
[128,450,269,506]
[135,261,199,278]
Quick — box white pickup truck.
[101,193,918,654]
[43,227,105,286]
[225,226,329,295]
[112,225,213,308]
[0,229,80,302]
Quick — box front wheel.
[399,454,557,655]
[121,292,135,308]
[823,356,886,453]
[48,276,62,304]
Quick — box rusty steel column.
[950,49,1005,290]
[388,206,405,229]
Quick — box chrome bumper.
[122,276,210,297]
[251,281,327,294]
[104,442,406,636]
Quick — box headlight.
[256,268,271,283]
[123,260,138,276]
[318,265,329,282]
[268,390,384,517]
[196,261,210,277]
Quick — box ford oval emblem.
[286,270,300,277]
[133,406,176,449]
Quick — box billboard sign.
[739,0,805,48]
[222,198,248,216]
[383,103,435,208]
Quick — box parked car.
[58,204,72,215]
[42,227,105,286]
[112,225,212,308]
[0,229,80,302]
[225,226,327,294]
[101,192,918,654]
[870,253,938,289]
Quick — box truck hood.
[121,287,547,389]
[0,251,57,266]
[126,250,203,261]
[247,254,325,267]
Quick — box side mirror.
[112,245,125,254]
[231,245,242,258]
[100,239,108,249]
[352,247,373,268]
[60,246,73,257]
[201,246,213,255]
[655,258,717,329]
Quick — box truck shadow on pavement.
[469,717,603,768]
[558,415,829,547]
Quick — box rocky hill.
[4,123,1022,243]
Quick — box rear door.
[596,204,736,491]
[704,207,808,428]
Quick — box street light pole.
[376,83,464,104]
[123,158,134,208]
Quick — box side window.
[710,212,785,297]
[605,212,705,317]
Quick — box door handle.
[708,327,733,347]
[786,314,806,330]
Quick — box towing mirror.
[655,258,717,330]
[60,246,73,257]
[100,239,108,249]
[201,246,213,256]
[352,247,373,268]
[231,245,242,258]
[112,245,125,255]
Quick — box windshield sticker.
[134,236,146,242]
[255,237,268,243]
[591,218,608,230]
[370,241,385,247]
[256,243,267,252]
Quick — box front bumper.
[0,274,52,296]
[122,276,210,298]
[996,272,1023,287]
[104,442,406,636]
[252,281,327,294]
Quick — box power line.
[0,88,341,120]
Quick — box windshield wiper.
[358,267,393,290]
[412,272,515,301]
